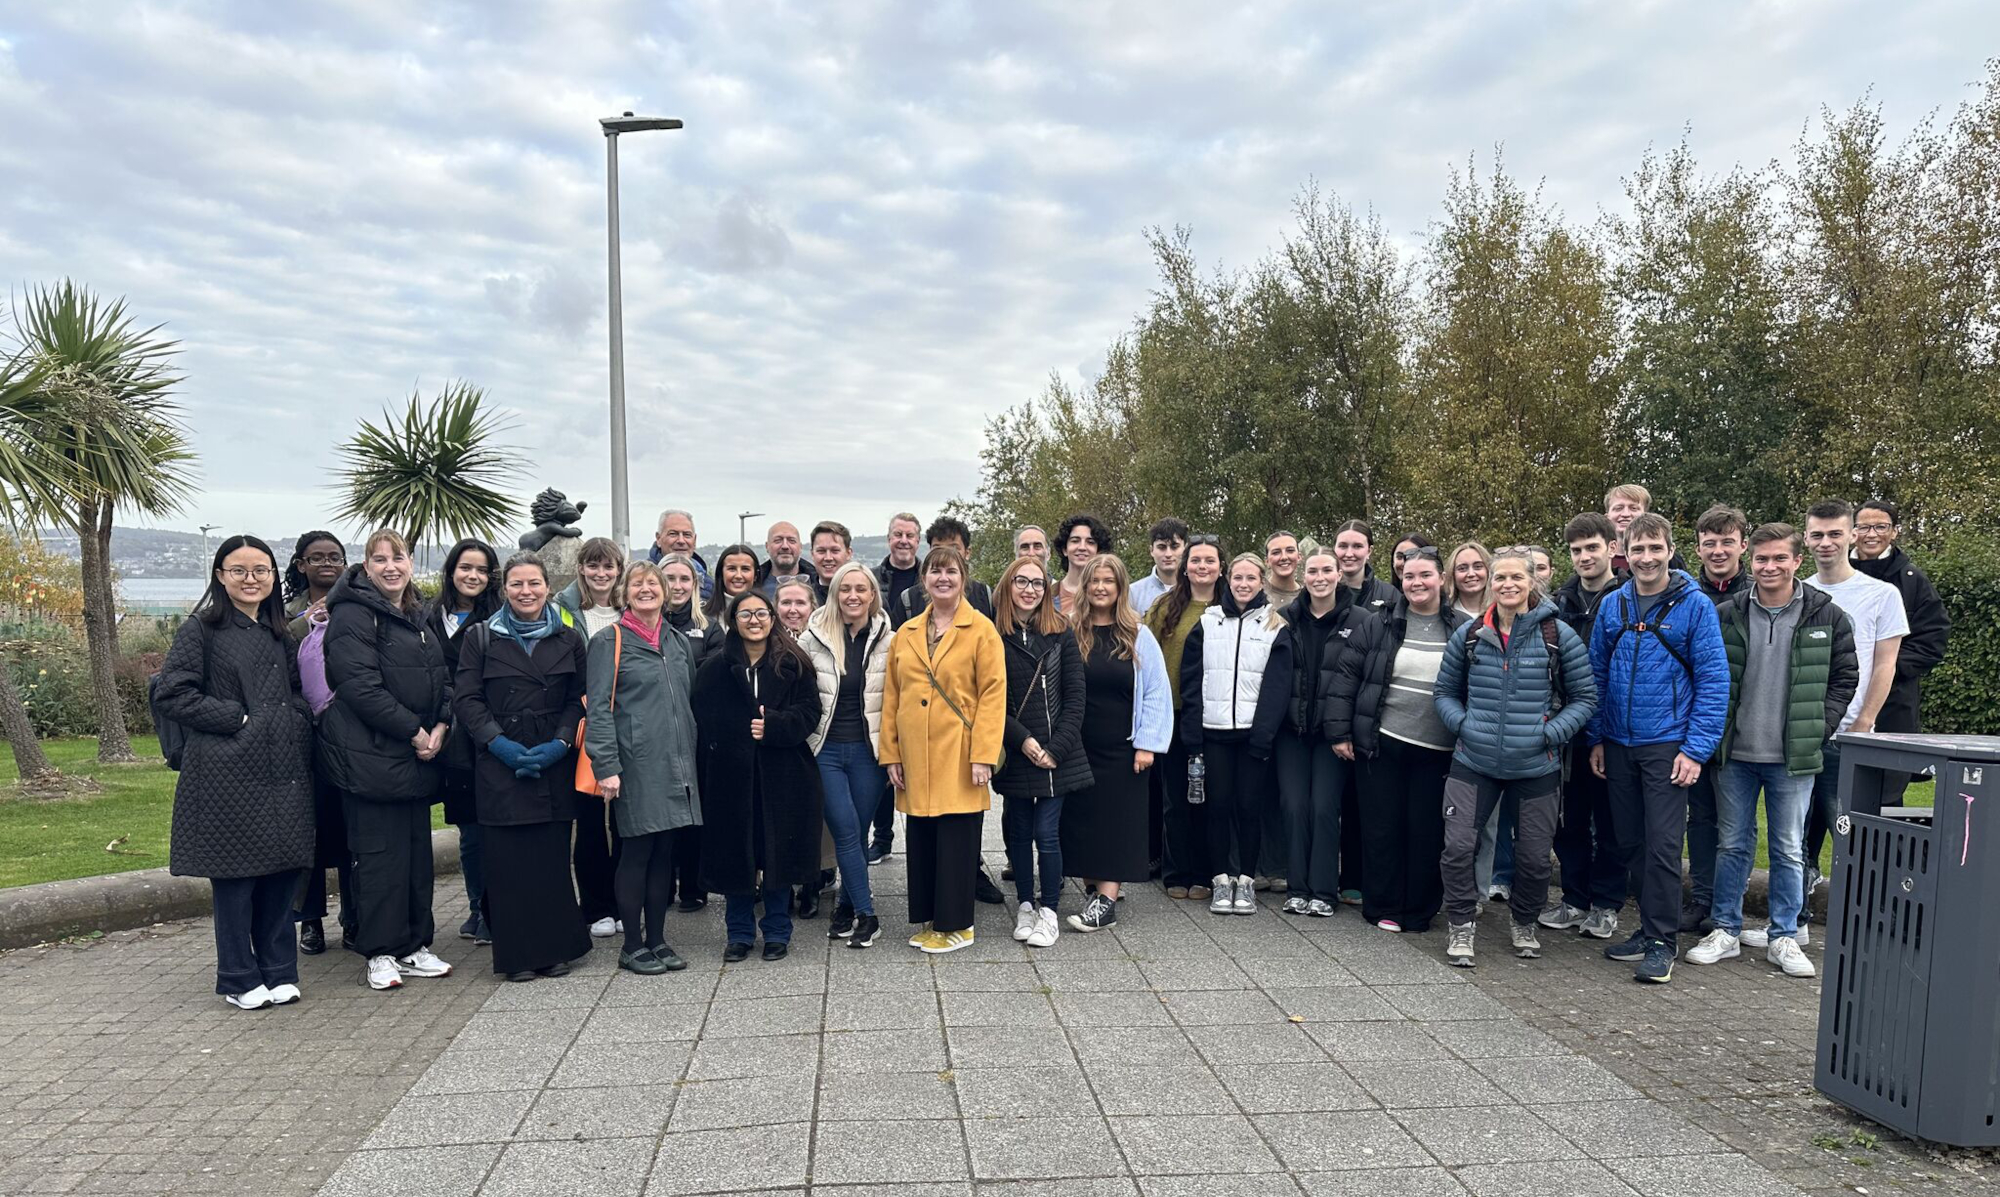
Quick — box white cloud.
[0,0,1991,550]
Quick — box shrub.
[1912,533,1999,736]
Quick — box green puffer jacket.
[1716,582,1860,775]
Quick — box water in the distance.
[118,578,208,613]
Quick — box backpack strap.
[1608,589,1694,676]
[1541,619,1566,710]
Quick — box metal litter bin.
[1815,732,2000,1146]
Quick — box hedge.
[1912,533,1999,737]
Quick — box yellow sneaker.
[907,924,934,949]
[921,928,975,955]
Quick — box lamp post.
[600,111,684,554]
[198,523,220,566]
[738,511,764,545]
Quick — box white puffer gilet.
[1198,604,1286,731]
[798,607,892,754]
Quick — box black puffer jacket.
[1281,581,1393,734]
[1319,597,1469,756]
[157,609,316,878]
[317,566,451,801]
[452,618,589,826]
[993,624,1093,799]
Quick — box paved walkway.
[3,832,1997,1196]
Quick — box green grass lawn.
[0,737,444,890]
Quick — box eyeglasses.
[736,609,773,623]
[303,552,345,565]
[1394,546,1434,561]
[1854,524,1894,534]
[221,566,275,581]
[1011,576,1048,590]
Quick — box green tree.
[0,357,65,786]
[1398,158,1621,546]
[6,282,196,764]
[1607,144,1793,525]
[332,381,527,559]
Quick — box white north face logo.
[1338,628,1354,638]
[1809,629,1829,639]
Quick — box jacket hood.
[1281,592,1342,629]
[1220,586,1269,619]
[327,562,418,623]
[1851,546,1910,582]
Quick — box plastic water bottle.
[1186,754,1206,805]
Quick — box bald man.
[756,520,805,598]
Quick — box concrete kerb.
[0,826,462,950]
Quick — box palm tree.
[332,381,526,559]
[0,354,65,786]
[6,282,197,763]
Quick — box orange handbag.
[573,626,622,794]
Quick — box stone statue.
[518,488,588,594]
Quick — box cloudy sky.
[1,1,1992,552]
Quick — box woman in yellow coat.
[879,544,1006,954]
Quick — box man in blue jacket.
[1587,514,1729,984]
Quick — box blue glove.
[523,740,569,771]
[488,735,530,770]
[514,764,544,779]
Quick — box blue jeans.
[818,739,885,917]
[1001,792,1064,909]
[1712,760,1814,937]
[724,886,793,945]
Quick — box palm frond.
[331,380,527,549]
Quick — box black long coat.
[993,624,1092,799]
[316,566,451,802]
[452,619,589,827]
[157,609,316,878]
[692,640,824,893]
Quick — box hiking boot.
[1446,922,1476,967]
[1538,903,1587,931]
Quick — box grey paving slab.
[1138,1175,1310,1197]
[1528,1099,1725,1158]
[1254,1110,1435,1172]
[1303,1020,1454,1062]
[646,1123,811,1194]
[1344,1059,1512,1109]
[684,1031,818,1080]
[825,990,942,1032]
[1236,955,1365,988]
[940,989,1059,1028]
[817,1068,960,1121]
[1294,1167,1472,1196]
[1051,991,1176,1027]
[481,1137,655,1197]
[823,959,938,992]
[361,1089,535,1148]
[1184,1022,1327,1065]
[1215,1061,1377,1114]
[980,1178,1139,1197]
[963,1114,1124,1181]
[1376,984,1513,1022]
[1266,985,1403,1022]
[548,1039,694,1089]
[1468,1054,1640,1104]
[1605,1151,1810,1196]
[1420,1019,1564,1059]
[1032,959,1151,993]
[827,1027,950,1071]
[514,1084,677,1142]
[1086,1063,1235,1116]
[1135,959,1257,991]
[1069,1025,1206,1068]
[1159,988,1284,1026]
[810,1118,970,1185]
[700,993,824,1039]
[448,1006,591,1050]
[321,1144,500,1196]
[1390,1107,1585,1166]
[952,1065,1098,1118]
[943,1025,1062,1068]
[1109,1113,1283,1176]
[575,1002,707,1044]
[410,1045,566,1095]
[1453,1158,1641,1197]
[934,962,1043,992]
[665,1069,816,1132]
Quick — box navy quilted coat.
[1585,570,1729,762]
[1432,600,1597,780]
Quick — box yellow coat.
[878,602,1006,817]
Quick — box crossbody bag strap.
[923,658,976,734]
[1014,649,1048,719]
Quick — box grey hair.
[655,508,693,531]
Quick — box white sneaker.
[1486,883,1511,903]
[1208,874,1235,916]
[224,985,273,1010]
[396,947,453,978]
[1446,922,1476,967]
[267,983,302,1006]
[589,916,619,938]
[1026,907,1061,949]
[1538,903,1587,930]
[1684,929,1740,965]
[1232,876,1258,915]
[1013,902,1037,942]
[1768,936,1816,978]
[365,955,403,990]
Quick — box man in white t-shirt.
[1801,499,1908,883]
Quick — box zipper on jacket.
[1230,614,1244,728]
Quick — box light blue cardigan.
[1130,625,1174,753]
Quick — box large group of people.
[157,485,1950,1008]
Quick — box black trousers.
[871,786,897,851]
[906,812,980,935]
[1356,737,1449,931]
[1159,740,1209,887]
[1441,765,1560,927]
[573,804,621,924]
[213,869,306,995]
[1875,676,1922,801]
[1204,739,1270,880]
[1553,739,1626,912]
[342,796,434,959]
[1274,727,1344,902]
[1604,741,1687,945]
[670,824,706,904]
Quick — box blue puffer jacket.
[1433,600,1597,780]
[1586,570,1729,761]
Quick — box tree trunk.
[80,497,134,763]
[0,660,60,783]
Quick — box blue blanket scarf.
[488,602,562,647]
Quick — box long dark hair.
[283,530,343,601]
[1152,535,1223,638]
[196,535,290,639]
[432,538,502,622]
[723,590,809,677]
[704,543,760,621]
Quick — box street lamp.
[198,523,220,565]
[738,511,765,545]
[600,111,684,554]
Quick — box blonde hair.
[1445,540,1492,608]
[822,561,880,656]
[1487,547,1547,608]
[1605,483,1652,509]
[1069,554,1141,661]
[647,556,705,629]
